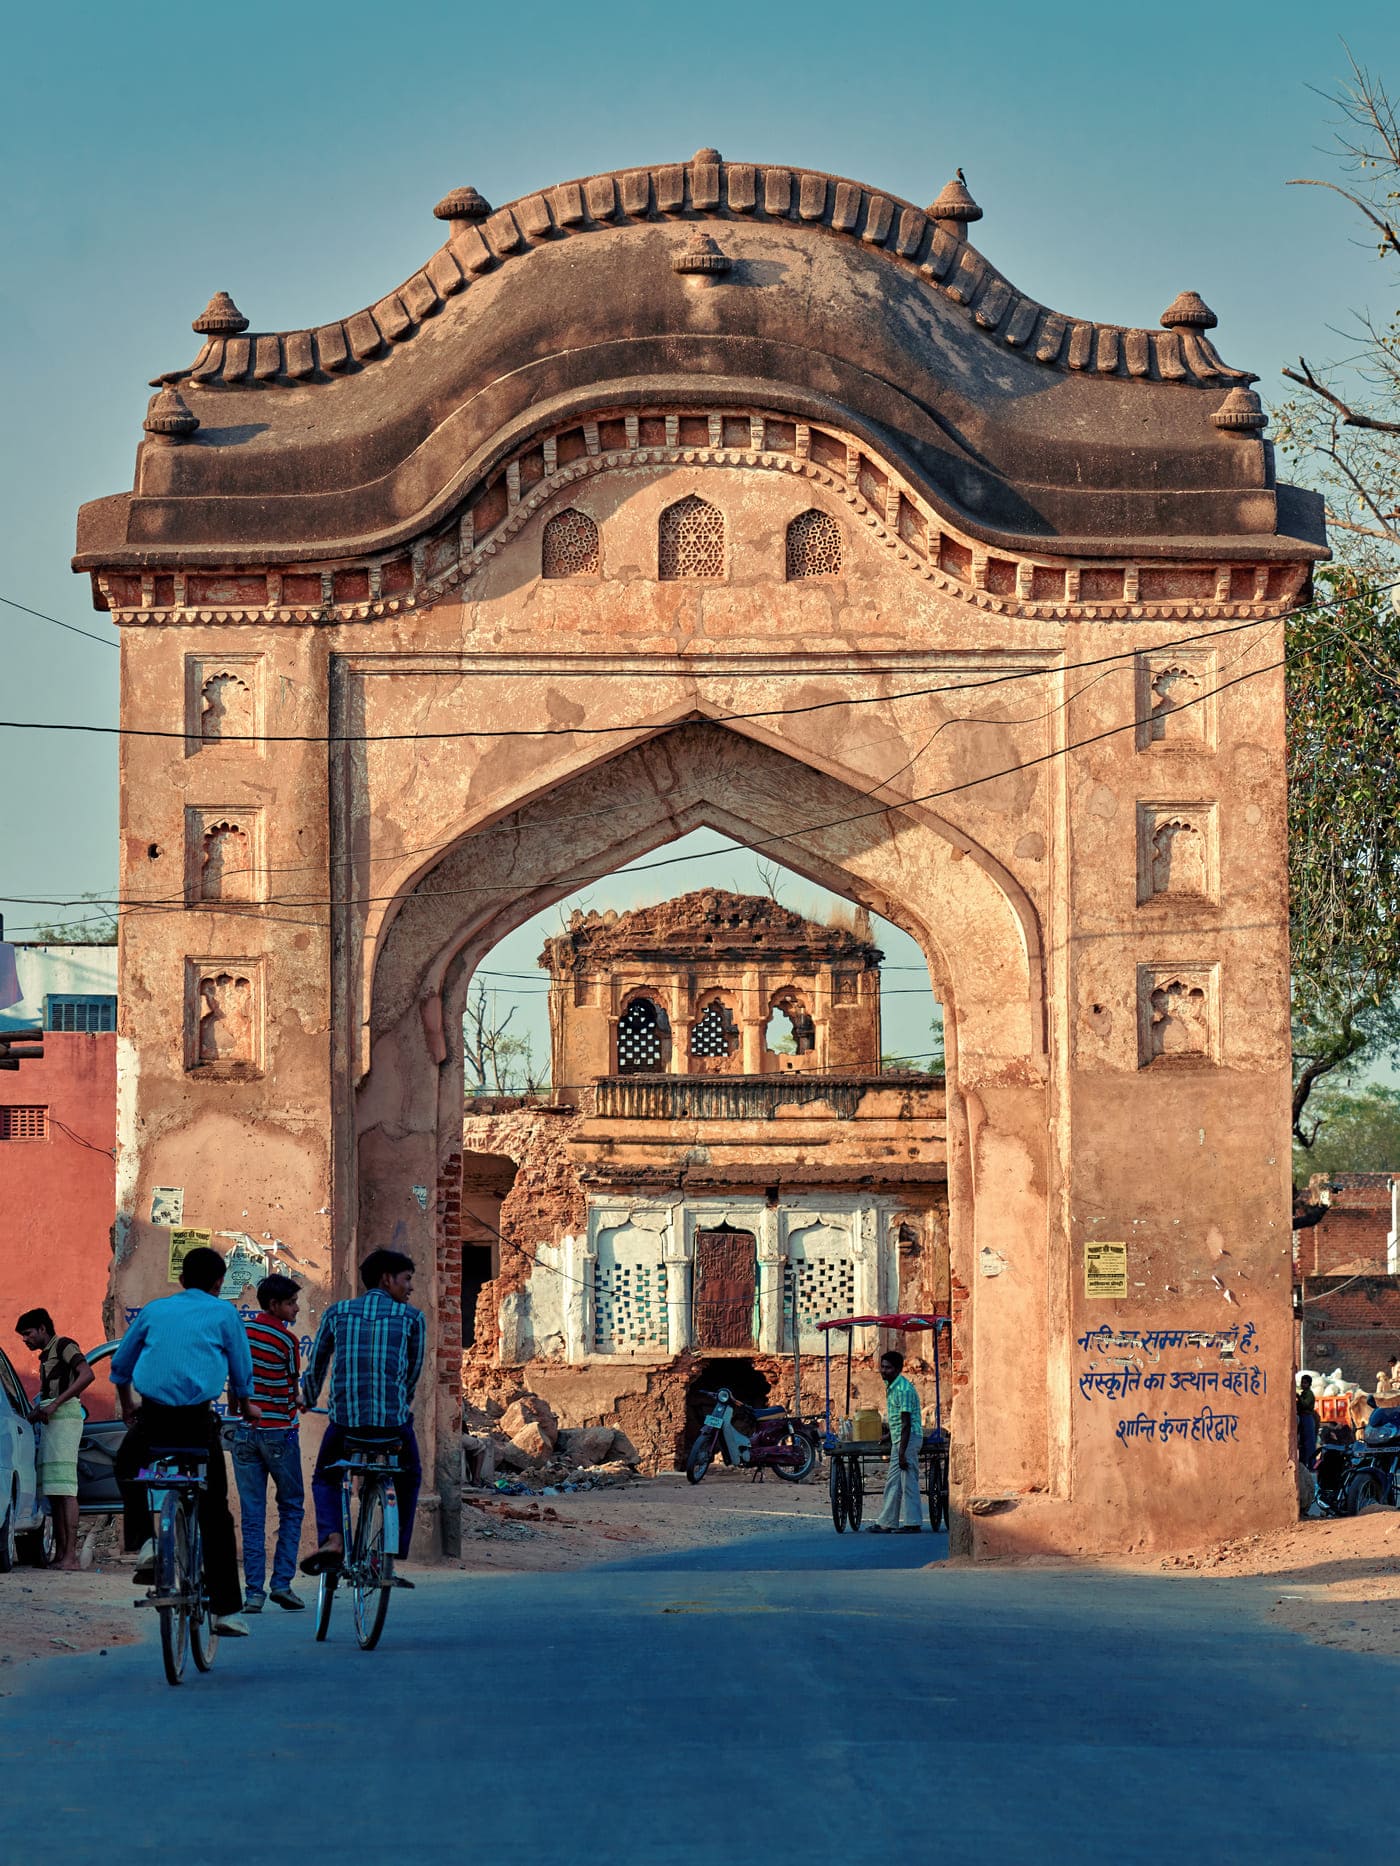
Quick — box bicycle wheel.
[351,1482,391,1651]
[926,1448,949,1532]
[829,1457,848,1532]
[847,1460,865,1530]
[157,1494,190,1686]
[190,1513,219,1673]
[314,1568,337,1641]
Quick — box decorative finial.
[1161,290,1218,331]
[928,171,982,225]
[192,291,248,335]
[691,147,722,164]
[1211,387,1268,434]
[433,185,492,223]
[672,228,732,282]
[143,387,199,441]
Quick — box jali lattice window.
[658,495,724,580]
[690,999,739,1060]
[786,509,843,579]
[0,1106,48,1141]
[542,509,600,579]
[617,996,667,1073]
[783,1252,856,1348]
[594,1259,670,1352]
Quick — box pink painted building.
[0,945,117,1403]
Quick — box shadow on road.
[593,1523,949,1573]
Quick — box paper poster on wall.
[168,1228,213,1283]
[151,1187,184,1227]
[1084,1241,1128,1299]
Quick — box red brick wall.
[0,1034,116,1400]
[1300,1275,1400,1388]
[1297,1209,1391,1277]
[435,1150,463,1398]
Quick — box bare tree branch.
[1283,356,1400,432]
[1286,177,1400,258]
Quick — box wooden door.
[693,1227,757,1348]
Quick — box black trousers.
[115,1402,243,1616]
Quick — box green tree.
[1278,58,1400,1142]
[1287,570,1400,1143]
[1291,1081,1400,1179]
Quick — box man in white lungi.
[867,1349,923,1534]
[16,1308,94,1570]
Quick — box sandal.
[299,1547,344,1576]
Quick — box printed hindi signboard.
[168,1228,213,1283]
[1084,1241,1128,1300]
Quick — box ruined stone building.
[78,152,1325,1556]
[453,890,947,1463]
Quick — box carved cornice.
[151,157,1254,396]
[97,406,1310,629]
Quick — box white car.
[0,1342,48,1568]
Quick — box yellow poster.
[168,1228,213,1283]
[1085,1241,1128,1299]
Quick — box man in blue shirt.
[111,1245,260,1635]
[300,1248,426,1577]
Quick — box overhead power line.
[2,643,1283,926]
[0,599,1330,747]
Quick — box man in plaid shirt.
[299,1249,426,1576]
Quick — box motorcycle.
[685,1388,819,1485]
[1341,1406,1400,1515]
[1314,1421,1355,1516]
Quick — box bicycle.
[311,1424,403,1651]
[134,1447,218,1685]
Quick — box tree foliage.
[462,986,546,1098]
[1280,55,1400,1142]
[1291,1080,1400,1180]
[1288,570,1400,1141]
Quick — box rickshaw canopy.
[816,1313,950,1332]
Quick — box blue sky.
[2,0,1396,1054]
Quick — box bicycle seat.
[344,1427,402,1452]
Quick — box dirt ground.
[1151,1506,1400,1659]
[4,1481,1399,1685]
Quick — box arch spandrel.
[359,722,1044,1097]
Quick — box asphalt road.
[3,1521,1394,1864]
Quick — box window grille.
[0,1106,48,1141]
[45,995,117,1034]
[542,508,600,579]
[617,997,666,1073]
[690,1000,737,1060]
[658,496,724,580]
[786,509,843,578]
[783,1252,856,1347]
[593,1259,669,1352]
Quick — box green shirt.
[886,1374,922,1444]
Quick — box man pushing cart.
[817,1313,951,1535]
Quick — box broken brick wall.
[1301,1275,1400,1388]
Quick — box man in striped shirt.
[231,1274,306,1612]
[300,1249,426,1576]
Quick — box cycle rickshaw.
[816,1312,951,1533]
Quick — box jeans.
[114,1402,242,1616]
[312,1421,421,1559]
[231,1424,305,1595]
[877,1432,924,1528]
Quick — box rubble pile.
[462,1385,642,1492]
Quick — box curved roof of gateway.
[75,154,1325,569]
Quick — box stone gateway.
[75,154,1325,1557]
